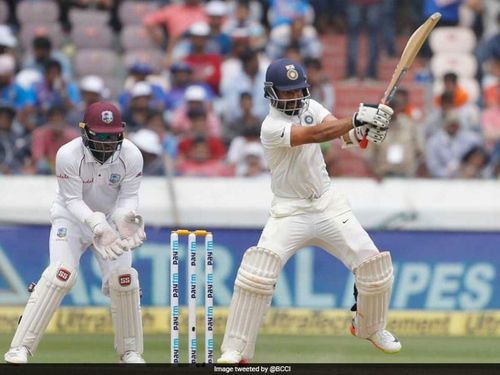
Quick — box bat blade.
[359,12,441,149]
[381,12,442,105]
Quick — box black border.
[1,364,500,375]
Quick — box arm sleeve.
[144,8,168,26]
[55,148,94,223]
[313,100,332,124]
[115,145,144,211]
[260,120,292,148]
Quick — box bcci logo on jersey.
[109,173,120,184]
[101,110,113,124]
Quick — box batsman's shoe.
[350,322,401,354]
[367,329,401,354]
[4,346,30,364]
[120,351,146,364]
[217,350,249,364]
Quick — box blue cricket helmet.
[264,58,310,116]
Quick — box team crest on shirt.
[101,110,113,124]
[285,64,298,80]
[304,115,314,124]
[56,227,67,238]
[109,173,121,184]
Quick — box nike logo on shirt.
[280,128,285,137]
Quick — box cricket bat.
[359,12,442,149]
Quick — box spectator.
[220,48,269,124]
[481,82,500,155]
[22,36,72,80]
[129,128,165,176]
[303,57,335,112]
[0,25,17,58]
[120,62,167,112]
[120,78,165,114]
[221,29,269,83]
[223,92,262,144]
[425,110,483,178]
[434,72,481,132]
[165,62,195,112]
[345,0,383,81]
[177,107,231,176]
[171,85,222,137]
[205,0,233,56]
[226,120,267,176]
[0,54,36,131]
[381,0,397,57]
[424,0,461,27]
[176,22,224,94]
[266,15,322,60]
[480,28,499,108]
[122,82,155,133]
[31,106,79,175]
[0,104,23,174]
[223,0,266,50]
[425,90,480,138]
[424,92,456,139]
[230,141,268,177]
[457,145,491,179]
[172,21,220,61]
[283,45,304,63]
[66,75,108,126]
[434,72,470,108]
[369,93,425,178]
[32,59,80,125]
[143,110,177,165]
[226,0,264,24]
[268,0,313,28]
[390,88,422,122]
[144,0,207,44]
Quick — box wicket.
[170,229,214,364]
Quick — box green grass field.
[1,334,499,363]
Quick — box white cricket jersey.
[53,138,144,223]
[260,99,331,202]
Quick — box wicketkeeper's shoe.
[119,351,146,364]
[4,346,30,364]
[350,322,402,354]
[217,350,249,364]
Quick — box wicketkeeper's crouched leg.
[219,247,282,363]
[5,262,78,362]
[109,267,144,363]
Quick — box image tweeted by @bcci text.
[214,365,292,374]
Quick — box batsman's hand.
[85,212,129,260]
[351,124,388,145]
[112,208,146,250]
[352,103,393,129]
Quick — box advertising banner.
[0,226,498,310]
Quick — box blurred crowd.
[0,0,498,179]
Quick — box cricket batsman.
[4,102,146,364]
[218,58,401,363]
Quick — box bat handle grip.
[359,135,368,149]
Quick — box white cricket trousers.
[49,204,131,295]
[257,188,379,270]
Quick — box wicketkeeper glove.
[85,211,129,260]
[112,208,146,250]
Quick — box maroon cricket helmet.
[82,101,125,134]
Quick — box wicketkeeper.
[4,102,147,364]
